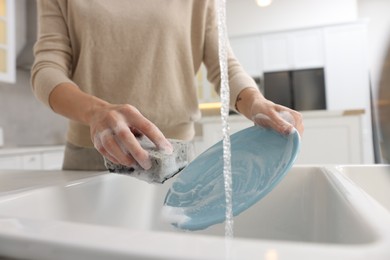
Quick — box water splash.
[216,0,234,241]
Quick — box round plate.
[163,125,301,231]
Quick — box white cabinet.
[324,23,370,111]
[261,33,290,72]
[290,29,324,69]
[229,30,324,76]
[295,111,364,164]
[0,146,65,170]
[0,0,16,83]
[195,110,369,164]
[261,29,324,72]
[230,36,262,77]
[42,150,64,170]
[21,154,42,169]
[323,22,374,163]
[0,156,22,169]
[194,115,253,156]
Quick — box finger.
[112,124,152,170]
[252,113,272,127]
[93,133,121,164]
[277,108,304,136]
[273,111,295,135]
[130,127,143,138]
[253,111,293,135]
[99,129,136,167]
[278,111,295,126]
[124,108,173,154]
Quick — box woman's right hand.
[48,83,172,169]
[89,103,173,170]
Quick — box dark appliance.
[263,68,326,111]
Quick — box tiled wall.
[0,69,67,147]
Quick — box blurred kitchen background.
[0,0,390,169]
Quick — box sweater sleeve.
[202,0,258,110]
[31,0,76,108]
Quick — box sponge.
[104,137,189,184]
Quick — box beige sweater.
[31,0,257,148]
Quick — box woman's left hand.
[250,98,304,136]
[235,88,304,136]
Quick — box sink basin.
[0,166,389,260]
[334,165,390,211]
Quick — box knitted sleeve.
[31,0,76,108]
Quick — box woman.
[31,0,303,171]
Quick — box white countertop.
[199,108,365,122]
[0,170,104,194]
[0,145,64,156]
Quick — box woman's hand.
[48,83,172,169]
[235,87,304,136]
[89,103,173,169]
[250,98,304,136]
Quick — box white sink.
[334,165,390,211]
[0,166,389,260]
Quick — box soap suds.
[161,206,191,227]
[104,137,189,184]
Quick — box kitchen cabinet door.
[21,154,42,170]
[230,36,262,77]
[42,150,64,170]
[261,33,290,72]
[193,116,253,156]
[290,29,324,69]
[261,29,324,72]
[295,114,363,164]
[324,22,370,111]
[0,156,22,169]
[0,153,42,170]
[323,22,374,163]
[0,0,16,83]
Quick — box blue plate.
[163,125,300,231]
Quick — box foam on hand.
[278,111,295,127]
[253,111,296,135]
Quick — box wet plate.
[163,125,301,231]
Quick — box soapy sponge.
[104,137,189,184]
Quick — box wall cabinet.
[229,29,325,75]
[261,29,324,72]
[290,29,325,70]
[230,36,262,77]
[261,33,290,72]
[0,0,16,83]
